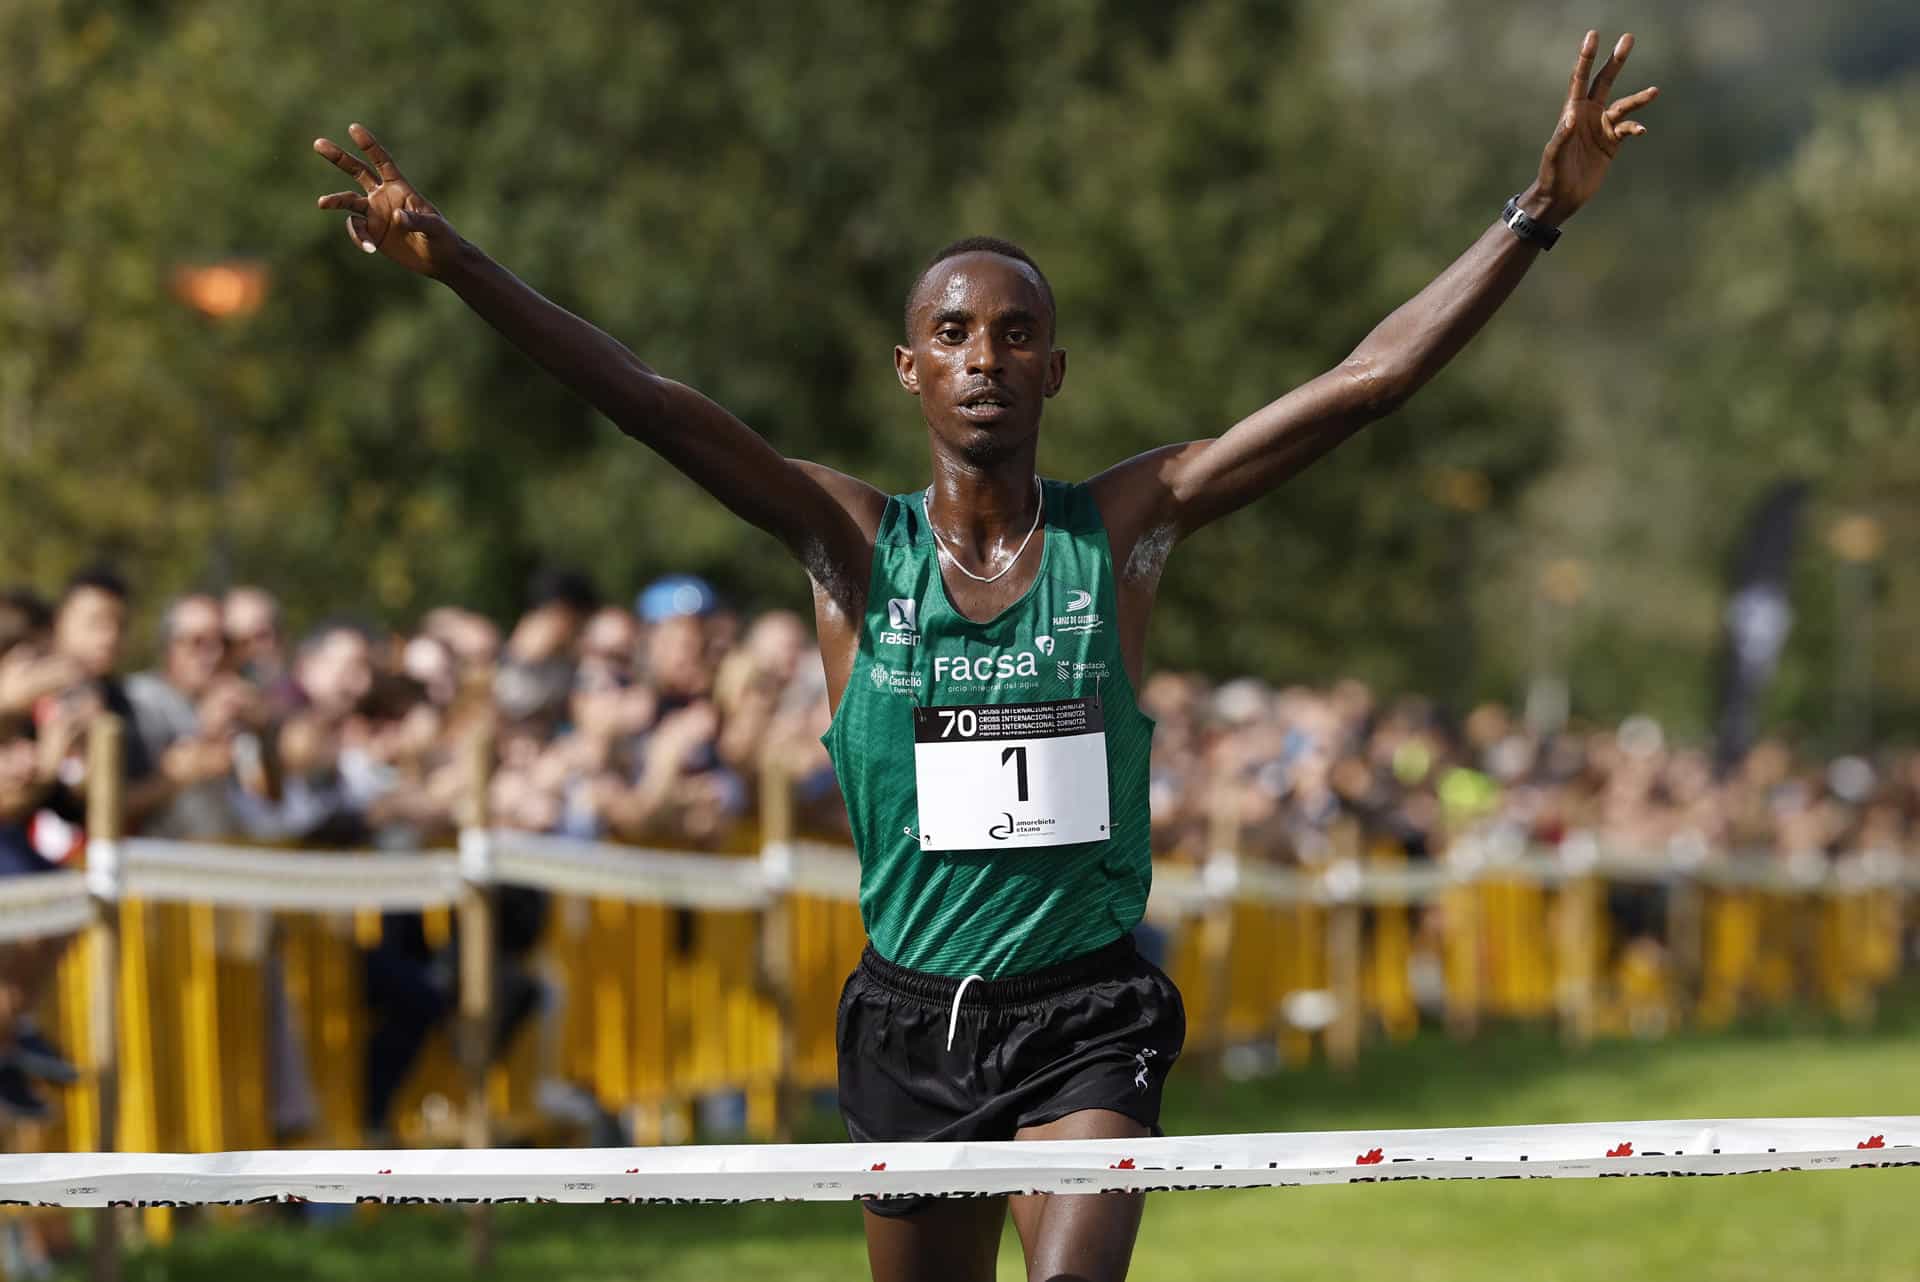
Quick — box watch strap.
[1501,195,1561,251]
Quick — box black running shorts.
[835,932,1186,1217]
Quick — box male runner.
[316,29,1654,1282]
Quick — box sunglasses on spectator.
[172,631,226,652]
[581,648,633,668]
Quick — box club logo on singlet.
[869,662,922,695]
[1054,585,1102,635]
[879,598,919,647]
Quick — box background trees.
[4,0,1915,737]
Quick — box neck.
[925,449,1042,558]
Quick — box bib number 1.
[911,696,1111,851]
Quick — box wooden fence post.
[1665,871,1705,1027]
[1555,876,1600,1047]
[1442,840,1482,1042]
[1196,793,1241,1067]
[1324,859,1364,1071]
[757,753,797,1142]
[85,716,124,1282]
[456,724,497,1273]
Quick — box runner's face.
[896,254,1064,465]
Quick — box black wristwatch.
[1501,195,1561,251]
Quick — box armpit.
[1121,521,1177,585]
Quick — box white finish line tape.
[2,1119,1912,1207]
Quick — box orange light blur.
[171,261,271,319]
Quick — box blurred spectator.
[224,586,301,718]
[48,568,172,826]
[420,606,501,682]
[0,713,82,1118]
[0,590,81,719]
[125,594,251,839]
[636,573,717,627]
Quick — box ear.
[1043,347,1067,399]
[894,344,920,395]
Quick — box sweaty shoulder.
[788,460,889,544]
[787,460,886,691]
[792,459,886,592]
[1086,442,1207,585]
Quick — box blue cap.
[636,574,717,623]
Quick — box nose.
[965,333,1003,376]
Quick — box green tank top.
[821,478,1154,978]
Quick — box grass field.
[63,993,1920,1282]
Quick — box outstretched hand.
[1531,31,1659,224]
[313,123,458,276]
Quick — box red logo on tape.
[1858,1135,1886,1150]
[377,1169,392,1175]
[625,1168,640,1174]
[870,1163,887,1171]
[1606,1143,1633,1158]
[1355,1149,1385,1165]
[1109,1158,1136,1170]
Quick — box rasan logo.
[879,598,919,647]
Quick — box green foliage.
[1667,79,1920,742]
[3,0,1916,730]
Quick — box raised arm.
[311,125,882,596]
[1093,31,1658,553]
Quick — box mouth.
[955,388,1015,422]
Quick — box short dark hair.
[59,565,129,608]
[526,567,600,615]
[0,589,53,658]
[906,236,1056,341]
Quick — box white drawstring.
[946,974,986,1051]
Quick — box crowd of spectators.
[1144,673,1920,870]
[3,565,1918,1124]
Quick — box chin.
[959,433,1022,466]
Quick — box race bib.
[911,696,1111,851]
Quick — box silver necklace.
[924,476,1044,585]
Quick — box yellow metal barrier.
[8,722,1915,1190]
[16,846,1916,1168]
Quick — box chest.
[867,546,1110,706]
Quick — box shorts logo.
[1035,635,1055,656]
[1132,1048,1157,1090]
[880,598,919,646]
